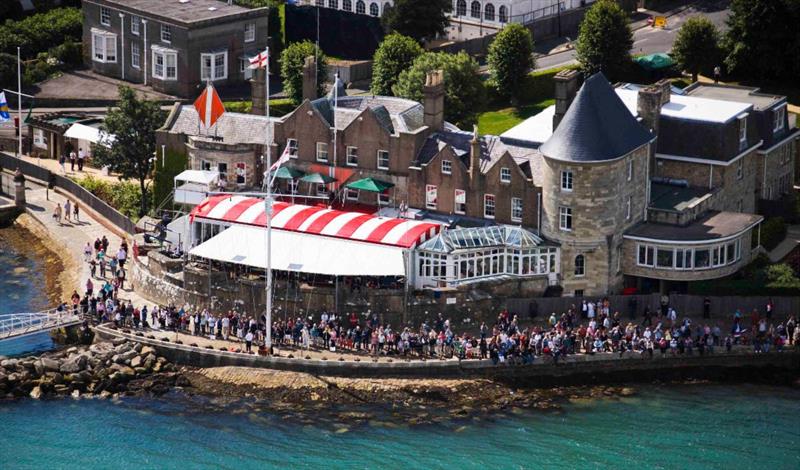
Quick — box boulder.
[0,359,19,369]
[133,343,143,353]
[116,350,137,363]
[143,355,156,370]
[29,386,43,399]
[71,389,81,398]
[66,347,79,355]
[111,338,127,346]
[109,371,132,384]
[59,356,87,374]
[41,357,61,372]
[130,355,143,368]
[140,346,156,356]
[134,367,149,375]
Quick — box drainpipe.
[762,152,767,199]
[142,19,148,86]
[708,164,713,189]
[119,13,126,81]
[537,192,542,236]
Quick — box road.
[535,1,730,71]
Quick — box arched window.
[328,0,338,8]
[384,2,391,14]
[370,2,379,15]
[484,3,494,21]
[470,1,481,18]
[343,0,352,11]
[498,5,508,22]
[356,0,365,14]
[574,254,585,277]
[456,0,466,16]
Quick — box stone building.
[82,0,270,98]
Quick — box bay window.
[201,51,228,81]
[91,29,117,63]
[152,46,177,80]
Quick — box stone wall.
[757,142,796,200]
[186,138,261,190]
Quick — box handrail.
[0,309,83,340]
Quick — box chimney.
[469,125,482,181]
[302,56,317,102]
[656,78,671,106]
[423,70,445,132]
[637,84,663,135]
[552,68,581,131]
[250,67,266,115]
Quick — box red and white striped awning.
[190,195,441,248]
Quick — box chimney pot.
[552,69,582,131]
[423,70,445,132]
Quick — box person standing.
[59,153,67,174]
[64,199,71,222]
[116,246,127,269]
[77,148,86,171]
[73,202,79,222]
[765,298,774,320]
[69,150,75,172]
[245,330,254,353]
[53,203,62,224]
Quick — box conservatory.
[413,225,560,288]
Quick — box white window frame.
[738,116,747,149]
[558,206,572,231]
[316,183,329,197]
[240,58,253,80]
[131,42,141,69]
[378,191,390,205]
[500,167,511,183]
[511,197,522,222]
[346,146,358,166]
[736,158,743,180]
[426,184,438,210]
[161,24,172,43]
[773,105,786,133]
[574,254,585,277]
[625,197,631,220]
[441,159,452,175]
[234,162,247,186]
[627,160,633,181]
[484,194,495,219]
[100,7,111,26]
[346,188,359,201]
[454,189,466,215]
[316,142,328,162]
[377,150,389,170]
[201,51,228,81]
[131,15,140,35]
[91,30,117,63]
[561,170,573,191]
[287,139,298,157]
[152,47,177,81]
[244,23,256,43]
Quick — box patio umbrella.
[270,166,305,180]
[634,53,675,71]
[344,177,395,193]
[300,172,337,184]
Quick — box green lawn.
[478,99,554,135]
[223,98,295,116]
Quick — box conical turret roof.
[540,72,653,163]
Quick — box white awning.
[64,123,115,148]
[189,224,406,276]
[175,169,219,185]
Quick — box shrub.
[0,7,83,60]
[766,263,800,289]
[760,217,787,251]
[72,175,143,222]
[49,41,83,68]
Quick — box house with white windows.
[82,0,270,98]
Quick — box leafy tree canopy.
[93,86,167,216]
[393,51,485,127]
[575,0,633,81]
[487,23,535,102]
[371,33,424,96]
[671,16,721,82]
[280,40,328,105]
[382,0,452,43]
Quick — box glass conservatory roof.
[417,225,544,253]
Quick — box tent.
[174,170,219,205]
[189,224,406,276]
[634,53,675,71]
[300,172,337,184]
[345,177,394,193]
[63,123,115,148]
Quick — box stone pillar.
[250,67,266,116]
[302,56,317,102]
[636,84,663,136]
[552,68,581,131]
[13,168,25,209]
[423,70,445,132]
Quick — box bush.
[0,7,83,60]
[72,175,143,222]
[760,217,787,251]
[766,264,800,289]
[49,41,83,68]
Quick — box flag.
[249,48,269,69]
[193,83,225,129]
[267,144,293,186]
[0,92,10,122]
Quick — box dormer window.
[774,105,786,133]
[738,115,747,150]
[500,167,511,183]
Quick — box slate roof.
[540,73,654,163]
[311,93,424,135]
[164,104,274,145]
[98,0,267,26]
[625,211,762,242]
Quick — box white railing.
[0,308,82,341]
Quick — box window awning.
[64,123,115,147]
[189,224,406,276]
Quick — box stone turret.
[302,56,317,102]
[423,70,445,132]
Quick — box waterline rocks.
[0,340,185,400]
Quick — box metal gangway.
[0,308,83,341]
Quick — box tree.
[371,33,423,96]
[393,51,485,127]
[724,0,800,81]
[487,23,535,103]
[93,86,166,217]
[280,40,327,105]
[382,0,451,43]
[671,17,721,82]
[575,0,633,81]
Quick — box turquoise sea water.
[0,384,798,469]
[0,229,54,357]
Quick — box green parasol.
[344,177,395,193]
[300,172,337,184]
[271,166,305,180]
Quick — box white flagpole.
[17,47,22,158]
[330,73,337,187]
[264,47,272,351]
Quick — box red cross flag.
[249,48,269,69]
[193,83,225,129]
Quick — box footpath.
[769,225,800,263]
[18,177,149,307]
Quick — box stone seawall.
[95,325,800,384]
